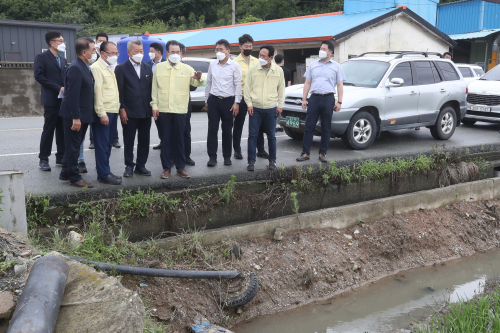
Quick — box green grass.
[417,288,500,333]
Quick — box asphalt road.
[1,112,500,202]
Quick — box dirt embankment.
[121,199,500,332]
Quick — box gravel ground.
[117,198,500,332]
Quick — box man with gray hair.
[115,39,153,178]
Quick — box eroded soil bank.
[118,198,500,332]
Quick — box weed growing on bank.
[417,287,500,333]
[25,151,488,265]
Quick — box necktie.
[56,56,61,68]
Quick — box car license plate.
[469,105,491,112]
[286,116,300,128]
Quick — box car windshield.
[341,60,390,88]
[480,65,500,80]
[474,67,485,76]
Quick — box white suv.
[462,64,500,125]
[278,51,467,150]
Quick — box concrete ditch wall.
[153,177,500,249]
[38,163,495,243]
[0,62,43,118]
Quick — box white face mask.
[85,51,97,64]
[168,54,181,64]
[56,43,66,52]
[106,55,118,65]
[319,50,328,59]
[216,52,227,61]
[149,52,156,60]
[96,42,102,51]
[131,53,144,63]
[259,58,269,66]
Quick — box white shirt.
[100,57,114,72]
[205,58,242,103]
[129,58,141,78]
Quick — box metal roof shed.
[0,19,83,62]
[153,7,455,64]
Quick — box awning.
[449,29,500,40]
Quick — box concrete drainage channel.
[36,151,500,243]
[152,176,500,250]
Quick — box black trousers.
[233,97,265,153]
[207,95,234,159]
[89,121,118,143]
[39,106,64,162]
[60,118,89,183]
[156,107,192,158]
[122,117,151,168]
[185,108,192,158]
[158,112,186,170]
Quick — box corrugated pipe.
[7,256,70,333]
[68,255,242,279]
[69,256,259,308]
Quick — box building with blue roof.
[437,0,500,69]
[152,5,454,83]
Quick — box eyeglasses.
[103,51,119,57]
[51,39,64,44]
[215,48,227,53]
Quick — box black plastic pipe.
[68,256,242,279]
[7,256,70,333]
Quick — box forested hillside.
[0,0,456,37]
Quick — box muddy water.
[235,249,500,333]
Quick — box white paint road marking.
[0,135,288,157]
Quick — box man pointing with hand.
[151,40,205,180]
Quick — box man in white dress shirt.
[205,39,242,167]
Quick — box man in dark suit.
[115,39,153,177]
[147,42,165,72]
[147,42,166,151]
[59,37,97,187]
[34,31,68,171]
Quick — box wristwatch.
[338,102,342,104]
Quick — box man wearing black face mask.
[233,34,266,161]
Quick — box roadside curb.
[150,177,500,249]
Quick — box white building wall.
[334,14,450,63]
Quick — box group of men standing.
[34,30,344,187]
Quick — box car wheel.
[341,111,377,150]
[461,118,477,126]
[284,127,304,140]
[430,106,456,140]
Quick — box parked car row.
[279,51,469,150]
[185,52,499,151]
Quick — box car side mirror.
[385,78,404,88]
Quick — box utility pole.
[232,0,236,25]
